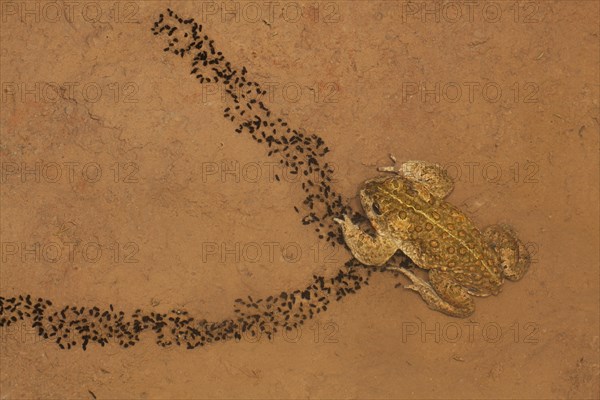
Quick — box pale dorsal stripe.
[382,186,495,277]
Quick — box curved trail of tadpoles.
[0,9,413,350]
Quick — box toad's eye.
[372,202,382,215]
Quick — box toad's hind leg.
[379,160,454,199]
[483,224,530,281]
[390,267,475,318]
[334,215,397,266]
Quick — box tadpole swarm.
[0,9,412,350]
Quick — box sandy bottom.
[1,1,598,399]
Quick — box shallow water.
[1,2,598,399]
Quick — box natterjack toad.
[335,160,530,318]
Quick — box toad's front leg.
[334,215,397,266]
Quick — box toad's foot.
[484,224,530,281]
[378,160,454,199]
[387,267,475,318]
[377,153,400,174]
[386,266,432,293]
[334,215,397,266]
